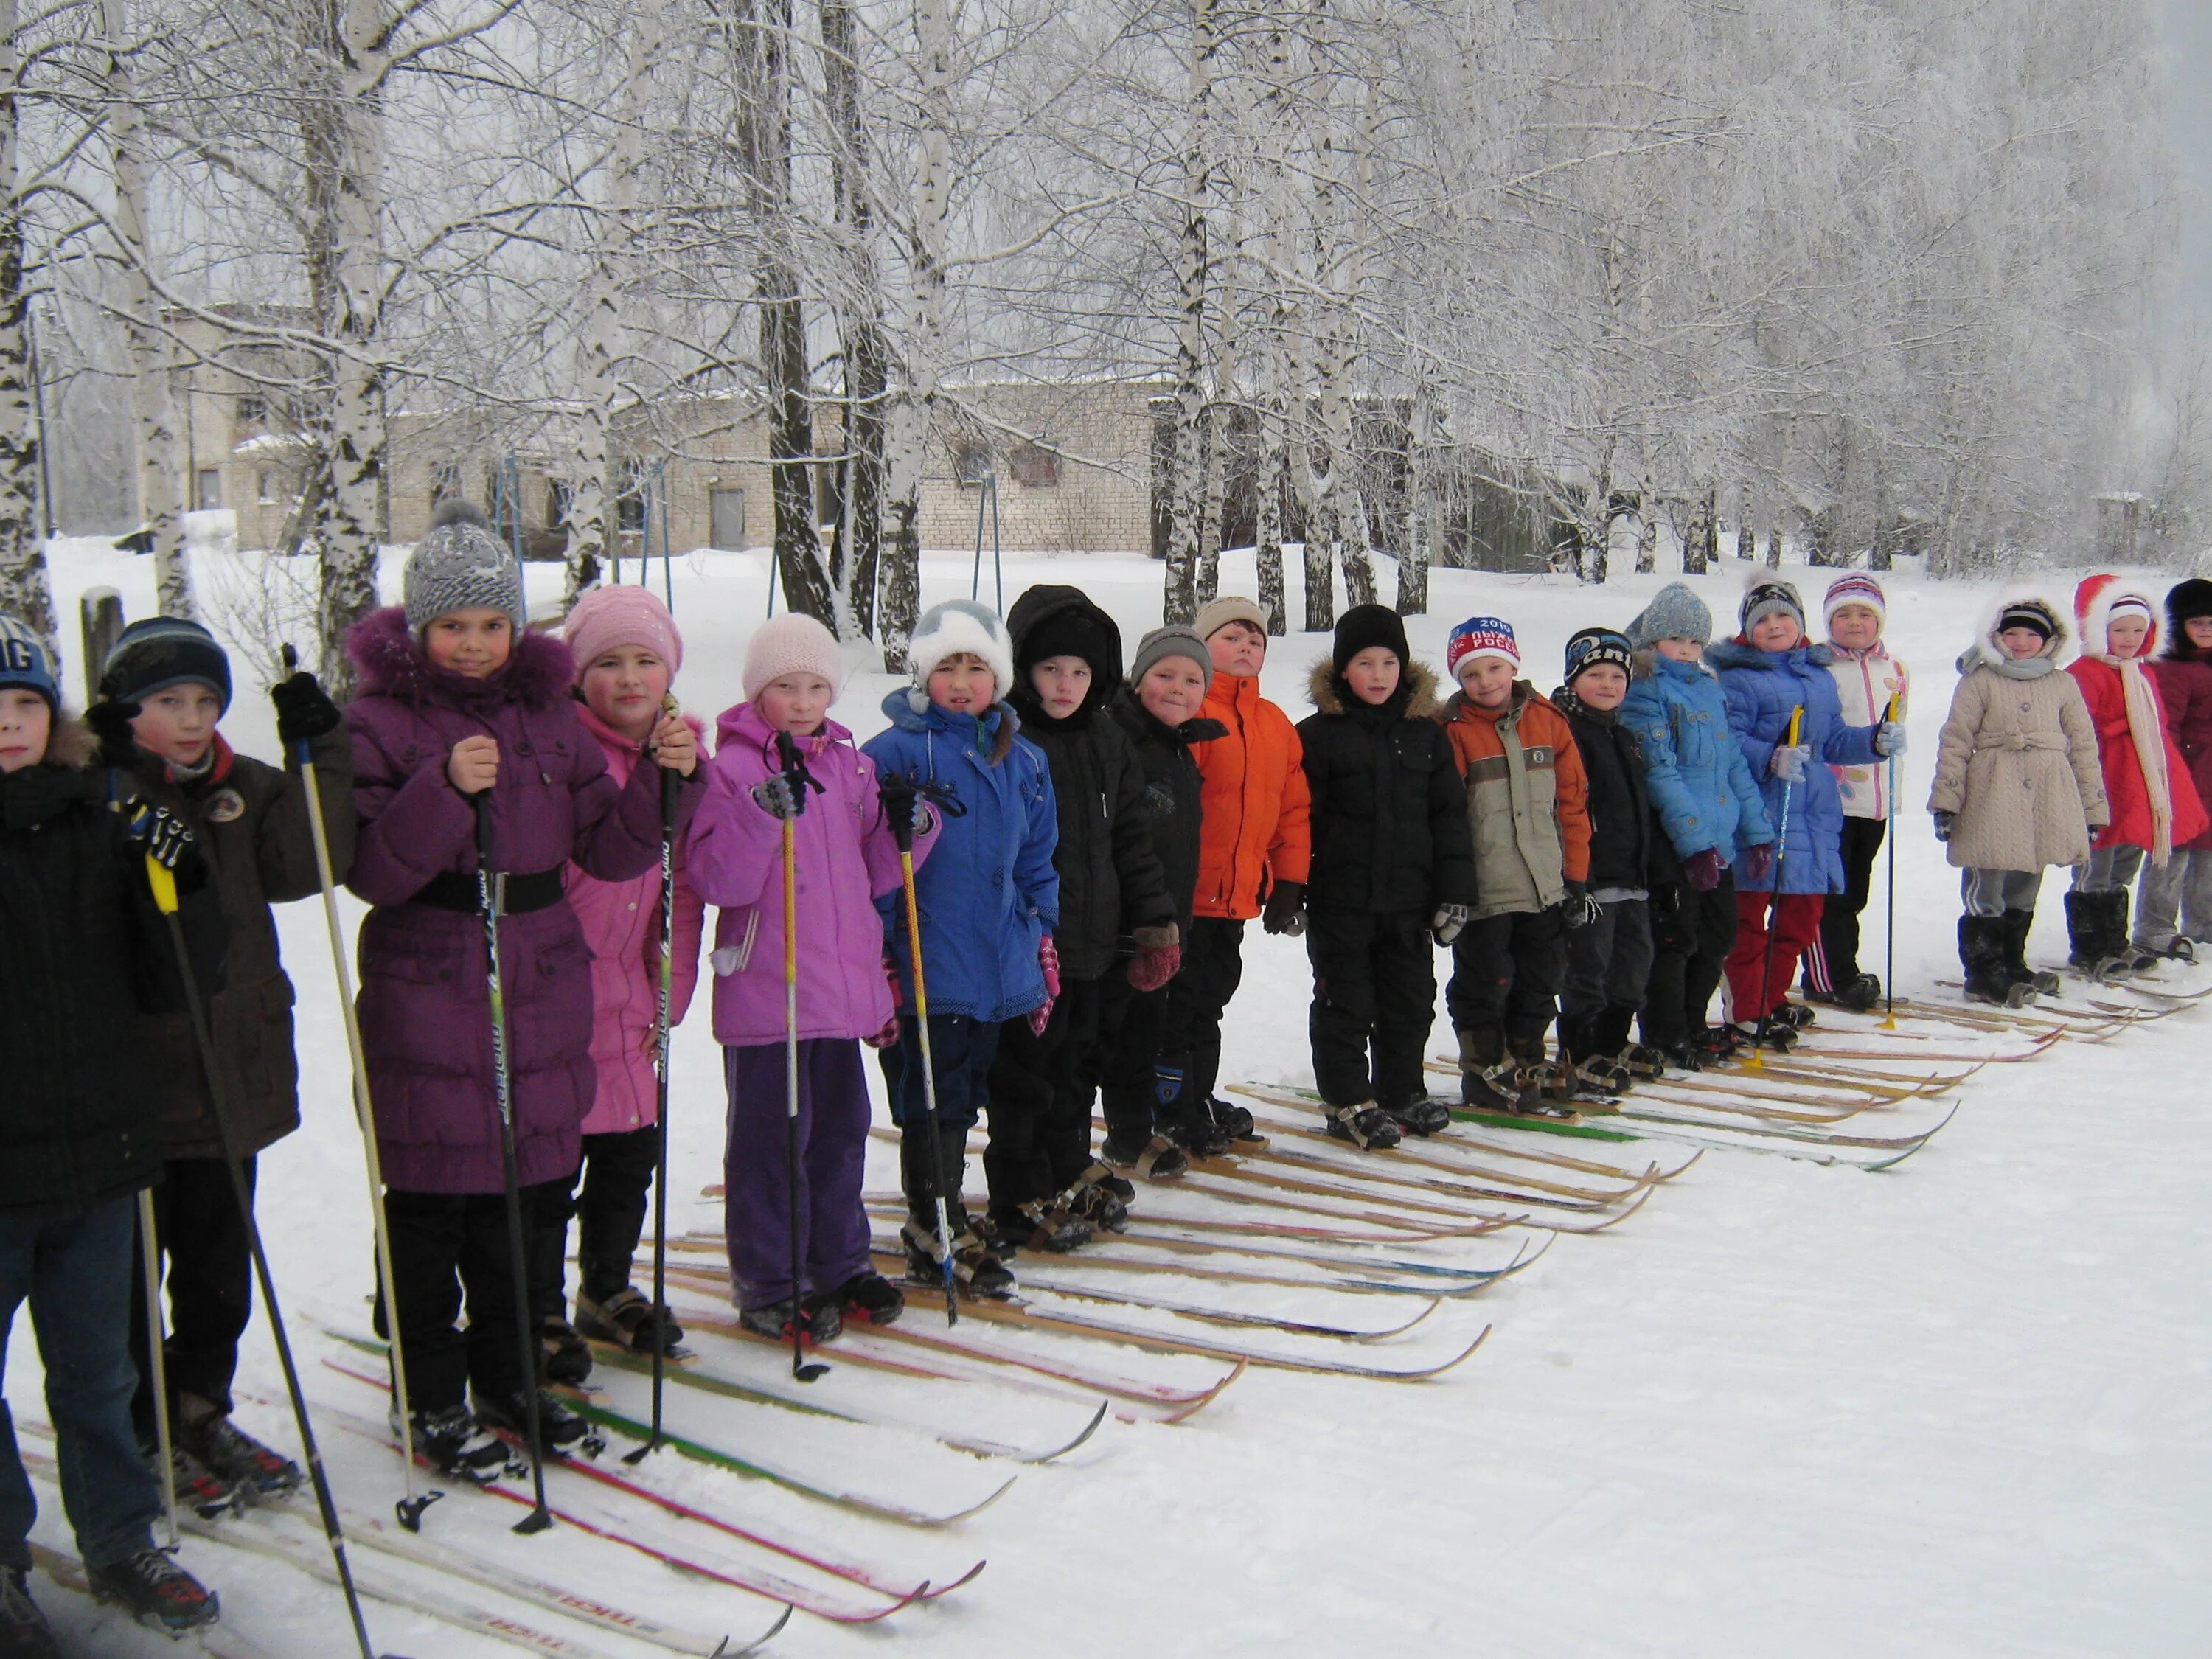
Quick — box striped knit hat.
[1823,574,1886,628]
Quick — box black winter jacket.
[1296,661,1476,915]
[1007,587,1175,980]
[0,724,226,1219]
[1105,687,1225,940]
[1552,685,1671,893]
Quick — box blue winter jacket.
[1621,650,1775,870]
[1704,638,1881,895]
[863,689,1060,1022]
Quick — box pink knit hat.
[564,585,683,680]
[744,613,845,703]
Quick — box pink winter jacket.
[566,703,708,1135]
[688,703,939,1046]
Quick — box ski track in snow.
[14,542,2211,1657]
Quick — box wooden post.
[79,585,123,702]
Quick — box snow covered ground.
[14,541,2211,1658]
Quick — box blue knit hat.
[1563,627,1633,686]
[0,616,58,711]
[1624,582,1711,650]
[100,616,232,714]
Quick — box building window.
[618,459,647,532]
[1009,442,1060,488]
[256,470,272,503]
[709,487,745,552]
[953,439,992,486]
[547,479,572,531]
[234,395,266,426]
[195,468,223,511]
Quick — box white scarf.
[2096,652,2175,865]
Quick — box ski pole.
[135,1191,179,1548]
[139,849,389,1659]
[1881,691,1900,1031]
[891,784,961,1327]
[1748,705,1804,1072]
[625,695,684,1466]
[280,644,438,1531]
[472,792,554,1533]
[773,732,830,1382]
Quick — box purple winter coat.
[344,608,703,1193]
[687,702,938,1046]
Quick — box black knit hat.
[99,617,232,714]
[1996,602,2056,644]
[1332,603,1410,675]
[2166,579,2212,655]
[1563,626,1633,686]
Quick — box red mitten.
[882,950,903,1011]
[1127,942,1181,992]
[1038,933,1061,1001]
[865,1014,901,1049]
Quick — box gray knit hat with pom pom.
[403,500,526,634]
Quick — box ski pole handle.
[1786,706,1803,748]
[145,854,179,917]
[473,785,495,869]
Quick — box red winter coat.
[2065,656,2210,855]
[2149,647,2212,853]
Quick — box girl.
[344,501,700,1473]
[531,586,706,1380]
[2138,579,2212,961]
[0,616,223,1640]
[1706,578,1900,1046]
[1927,595,2107,1004]
[2063,574,2209,978]
[688,613,937,1340]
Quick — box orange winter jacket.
[1191,671,1312,919]
[1439,683,1593,918]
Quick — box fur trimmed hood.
[1958,590,2071,678]
[1306,657,1441,719]
[2075,572,2162,664]
[347,605,576,708]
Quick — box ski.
[1416,1060,1868,1126]
[1444,1104,1936,1169]
[856,1183,1506,1245]
[950,1259,1444,1341]
[1210,1110,1660,1202]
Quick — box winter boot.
[480,1387,603,1457]
[145,1437,247,1518]
[1457,1025,1537,1114]
[538,1315,592,1386]
[1728,1018,1798,1052]
[1660,1038,1703,1073]
[1509,1026,1585,1111]
[179,1402,302,1499]
[737,1296,844,1346]
[1556,1014,1628,1099]
[2065,889,2132,981]
[576,1286,686,1357]
[1,1567,62,1659]
[1321,1099,1402,1149]
[1154,1058,1256,1151]
[1772,1001,1817,1030]
[1060,1163,1131,1232]
[995,1200,1093,1253]
[1099,1129,1192,1180]
[397,1402,509,1481]
[898,1124,1016,1295]
[1960,914,2033,1006]
[1691,1023,1738,1065]
[1378,1093,1453,1137]
[834,1270,905,1326]
[85,1550,218,1637]
[2000,909,2061,997]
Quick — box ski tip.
[1025,1398,1110,1464]
[726,1604,797,1654]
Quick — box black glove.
[271,669,343,746]
[1559,881,1599,930]
[1262,879,1307,937]
[125,799,206,891]
[84,699,142,768]
[1932,810,1955,843]
[877,774,926,835]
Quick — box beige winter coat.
[1927,604,2109,872]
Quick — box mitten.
[751,774,804,820]
[865,1014,902,1049]
[1874,722,1907,757]
[83,699,142,768]
[1769,744,1811,782]
[1262,880,1307,937]
[1127,924,1182,992]
[1736,842,1775,886]
[1683,847,1724,891]
[1028,935,1061,1035]
[1558,881,1599,930]
[1932,810,1955,843]
[271,669,343,745]
[1430,903,1470,947]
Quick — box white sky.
[2162,0,2212,328]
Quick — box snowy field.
[13,540,2211,1658]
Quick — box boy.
[1803,574,1910,1009]
[1550,627,1663,1093]
[88,617,354,1508]
[864,601,1058,1296]
[1436,614,1592,1114]
[0,616,226,1643]
[990,585,1172,1245]
[1297,604,1473,1147]
[1620,583,1775,1068]
[1158,597,1311,1147]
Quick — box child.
[689,613,935,1340]
[1437,614,1590,1114]
[2063,574,2210,978]
[529,587,706,1379]
[344,501,701,1472]
[1927,595,2107,1004]
[1803,574,1910,1009]
[2137,579,2212,960]
[1158,597,1310,1145]
[86,618,353,1509]
[990,586,1173,1246]
[1620,583,1775,1070]
[0,615,224,1640]
[1706,578,1898,1046]
[1549,627,1663,1094]
[863,600,1057,1298]
[1086,625,1227,1179]
[1300,604,1471,1147]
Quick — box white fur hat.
[906,599,1014,701]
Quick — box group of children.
[7,497,2212,1650]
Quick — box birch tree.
[0,0,48,643]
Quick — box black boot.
[1378,1093,1453,1136]
[538,1315,591,1387]
[1509,1025,1580,1111]
[1455,1024,1528,1113]
[2066,889,2131,981]
[1961,914,2031,1006]
[2001,909,2061,996]
[85,1551,218,1636]
[1321,1099,1402,1149]
[2112,888,2163,973]
[1556,1013,1628,1099]
[479,1386,602,1457]
[1,1567,62,1659]
[899,1124,1015,1297]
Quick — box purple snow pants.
[721,1039,873,1310]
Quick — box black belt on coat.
[411,866,566,914]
